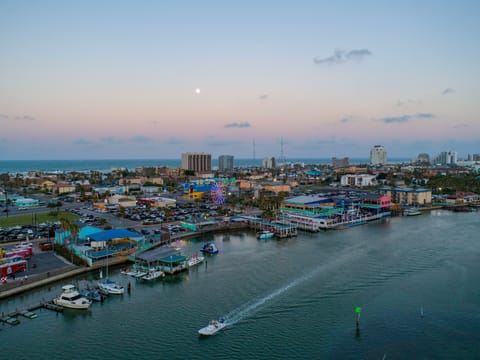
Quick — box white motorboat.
[98,279,125,295]
[188,254,205,267]
[121,268,147,278]
[198,319,226,336]
[404,208,422,216]
[142,270,165,281]
[53,285,92,309]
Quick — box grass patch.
[0,211,79,227]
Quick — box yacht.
[53,285,92,309]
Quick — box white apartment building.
[370,145,387,166]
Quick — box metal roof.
[135,246,181,263]
[89,229,142,241]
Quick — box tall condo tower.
[370,145,387,166]
[218,155,234,171]
[181,152,212,173]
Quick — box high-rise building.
[181,153,212,173]
[433,151,457,166]
[218,155,234,171]
[262,157,276,169]
[370,145,387,166]
[332,157,350,168]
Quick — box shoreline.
[0,224,248,300]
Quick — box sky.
[1,0,479,160]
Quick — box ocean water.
[1,210,479,359]
[0,158,411,174]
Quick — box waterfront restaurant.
[136,245,188,275]
[87,229,144,260]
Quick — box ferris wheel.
[210,182,226,205]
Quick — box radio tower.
[253,139,256,165]
[279,137,287,165]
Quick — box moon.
[195,88,201,94]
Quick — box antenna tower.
[279,137,287,164]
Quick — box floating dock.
[0,301,64,326]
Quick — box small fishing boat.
[188,254,205,267]
[81,288,105,302]
[53,285,92,309]
[141,269,165,281]
[98,279,125,295]
[122,268,148,278]
[404,208,422,216]
[200,242,219,254]
[3,317,20,325]
[198,319,226,336]
[257,230,274,239]
[20,310,38,319]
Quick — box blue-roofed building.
[86,229,145,261]
[78,226,102,240]
[282,195,335,211]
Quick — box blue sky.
[1,0,479,160]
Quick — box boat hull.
[98,280,125,294]
[53,299,91,310]
[142,270,165,281]
[198,322,226,336]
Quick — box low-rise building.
[138,197,176,208]
[340,174,376,187]
[55,183,76,194]
[262,183,291,194]
[378,187,432,206]
[107,194,137,208]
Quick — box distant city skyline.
[1,1,479,160]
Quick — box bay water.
[1,210,479,359]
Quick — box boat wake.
[219,243,364,327]
[222,268,320,326]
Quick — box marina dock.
[1,301,63,326]
[238,216,298,238]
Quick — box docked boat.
[257,230,274,239]
[53,285,92,309]
[81,288,105,302]
[20,310,38,319]
[121,268,148,278]
[141,269,165,281]
[98,279,125,295]
[404,208,422,216]
[198,319,226,336]
[200,242,219,254]
[188,254,205,267]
